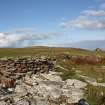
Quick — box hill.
[0,47,104,58]
[62,40,105,50]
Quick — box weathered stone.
[65,79,87,88]
[14,85,27,96]
[14,99,30,105]
[0,57,89,105]
[33,96,48,105]
[40,72,62,82]
[0,101,8,105]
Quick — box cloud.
[82,10,105,16]
[0,31,58,47]
[60,4,105,30]
[9,27,36,34]
[60,16,105,30]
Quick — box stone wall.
[0,57,56,88]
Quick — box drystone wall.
[0,57,55,88]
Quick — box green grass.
[55,64,76,81]
[56,59,105,82]
[60,70,76,81]
[85,84,105,105]
[0,47,104,57]
[77,65,105,80]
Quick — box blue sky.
[0,0,105,47]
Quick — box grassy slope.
[1,47,105,105]
[0,47,105,57]
[0,47,105,80]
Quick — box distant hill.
[62,40,105,50]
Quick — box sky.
[0,0,105,47]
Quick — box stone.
[78,99,89,105]
[0,57,89,104]
[61,79,87,103]
[40,72,62,82]
[14,85,27,97]
[14,99,30,105]
[65,79,87,88]
[34,97,48,105]
[0,101,8,105]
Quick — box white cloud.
[82,10,105,16]
[60,16,105,30]
[0,32,58,47]
[60,3,105,30]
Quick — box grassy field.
[0,47,105,57]
[0,47,105,80]
[0,47,105,105]
[0,47,105,79]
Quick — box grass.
[56,59,105,82]
[97,78,105,83]
[85,84,105,105]
[2,47,105,81]
[1,47,105,104]
[76,65,105,81]
[60,70,76,81]
[55,60,76,80]
[0,47,104,58]
[55,64,76,81]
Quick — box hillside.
[0,47,105,105]
[69,40,105,50]
[0,47,104,58]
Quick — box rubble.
[0,57,55,88]
[0,57,87,105]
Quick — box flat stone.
[65,79,87,88]
[40,72,62,82]
[0,101,8,105]
[34,97,48,105]
[14,99,30,105]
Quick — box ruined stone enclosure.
[0,57,88,105]
[0,57,55,89]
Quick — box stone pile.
[0,70,87,105]
[0,57,88,105]
[0,57,55,88]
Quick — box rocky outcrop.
[0,70,87,105]
[95,48,102,52]
[0,57,88,105]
